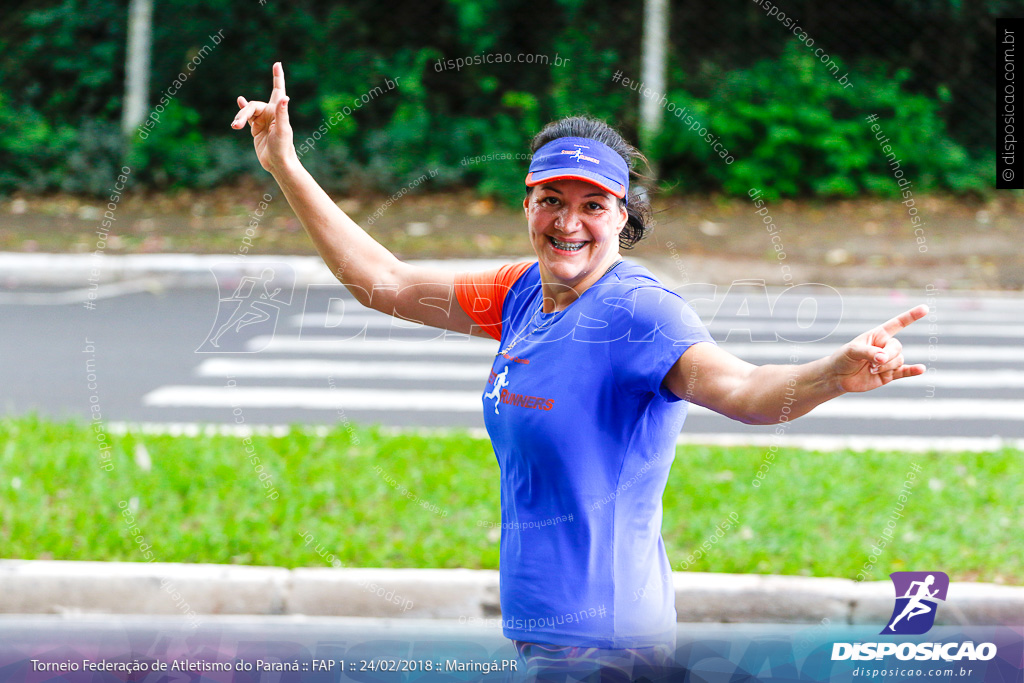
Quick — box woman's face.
[523,178,628,287]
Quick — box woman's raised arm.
[231,62,481,335]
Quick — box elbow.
[341,280,374,310]
[341,262,400,314]
[739,409,801,426]
[736,412,775,426]
[727,384,798,426]
[722,391,775,425]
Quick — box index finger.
[272,61,286,96]
[879,304,929,336]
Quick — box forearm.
[737,356,846,425]
[271,158,401,307]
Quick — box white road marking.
[247,335,496,354]
[302,307,1024,328]
[244,336,1023,363]
[196,358,488,379]
[142,386,1024,420]
[144,386,483,411]
[674,433,1024,453]
[195,358,1024,388]
[286,314,1024,339]
[104,422,1024,453]
[0,278,168,305]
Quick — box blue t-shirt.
[468,259,716,649]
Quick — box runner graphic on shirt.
[888,574,939,630]
[484,366,509,414]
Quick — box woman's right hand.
[230,61,297,176]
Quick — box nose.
[554,206,583,233]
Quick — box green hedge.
[654,41,991,200]
[0,0,994,200]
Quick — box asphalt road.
[2,275,1023,445]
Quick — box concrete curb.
[4,252,1024,298]
[1,561,1020,625]
[7,253,1024,304]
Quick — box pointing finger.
[237,96,248,109]
[879,304,929,337]
[273,61,286,96]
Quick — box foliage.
[0,95,76,194]
[653,41,990,201]
[125,100,211,188]
[0,0,997,199]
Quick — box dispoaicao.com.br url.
[434,52,570,72]
[849,665,974,678]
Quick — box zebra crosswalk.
[142,285,1024,448]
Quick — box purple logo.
[881,571,949,635]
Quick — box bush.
[60,119,127,195]
[0,95,76,194]
[653,41,990,200]
[125,100,210,188]
[0,1,994,201]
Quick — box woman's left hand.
[829,304,929,393]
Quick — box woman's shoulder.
[458,259,538,294]
[602,259,680,298]
[595,260,701,321]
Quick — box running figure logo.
[561,144,599,165]
[197,264,294,353]
[881,571,949,635]
[484,366,509,414]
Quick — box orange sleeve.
[454,261,534,341]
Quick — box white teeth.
[550,236,586,251]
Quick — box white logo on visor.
[561,148,599,164]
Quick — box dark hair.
[526,115,653,249]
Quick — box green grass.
[1,414,1021,584]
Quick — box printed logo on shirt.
[485,366,555,413]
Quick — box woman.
[231,63,927,679]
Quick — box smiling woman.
[520,118,655,313]
[232,62,929,680]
